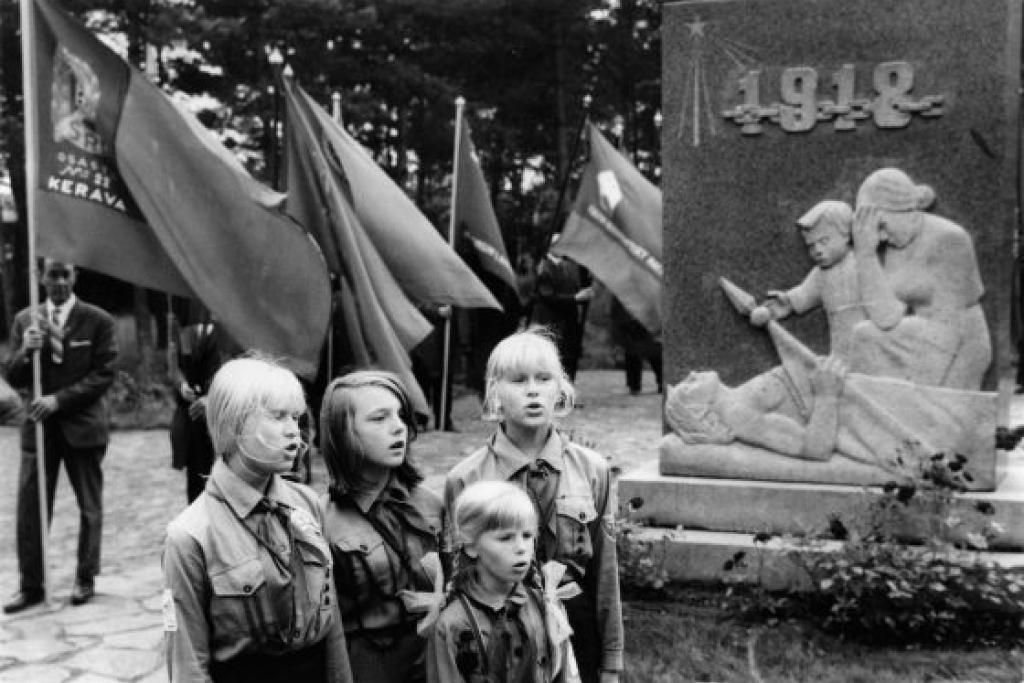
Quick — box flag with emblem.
[552,123,662,334]
[25,0,331,377]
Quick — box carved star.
[687,17,706,37]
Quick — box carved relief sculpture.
[750,200,865,360]
[848,168,991,390]
[661,169,997,490]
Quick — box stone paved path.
[0,370,663,682]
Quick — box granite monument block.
[661,0,1019,490]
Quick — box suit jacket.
[5,299,117,451]
[169,322,237,470]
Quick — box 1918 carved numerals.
[722,62,944,135]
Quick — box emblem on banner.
[51,46,108,155]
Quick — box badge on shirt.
[162,588,178,632]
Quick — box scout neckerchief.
[329,479,436,649]
[208,488,301,649]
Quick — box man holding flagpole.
[4,259,117,612]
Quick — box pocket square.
[68,340,92,348]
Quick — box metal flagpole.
[20,0,53,607]
[439,96,465,431]
[543,93,592,256]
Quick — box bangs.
[487,331,562,382]
[481,494,538,533]
[255,371,306,413]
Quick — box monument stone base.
[624,527,1024,591]
[619,450,1024,586]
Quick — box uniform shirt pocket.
[209,557,268,642]
[331,532,389,603]
[555,494,598,562]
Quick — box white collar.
[47,295,76,324]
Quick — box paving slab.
[140,595,164,613]
[104,628,164,651]
[63,647,159,680]
[65,613,160,638]
[47,597,142,626]
[0,638,75,663]
[0,663,71,683]
[67,674,123,683]
[136,669,168,683]
[8,617,63,640]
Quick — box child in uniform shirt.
[162,356,351,683]
[429,480,577,683]
[444,329,623,682]
[320,370,444,683]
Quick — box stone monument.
[620,0,1023,579]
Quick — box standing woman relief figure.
[320,370,445,683]
[162,356,352,683]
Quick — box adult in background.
[610,296,662,395]
[170,317,240,503]
[163,356,351,683]
[531,235,593,381]
[3,259,117,612]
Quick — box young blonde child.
[444,328,622,683]
[429,481,577,683]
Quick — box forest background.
[0,0,661,380]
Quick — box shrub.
[616,495,671,596]
[787,444,1023,646]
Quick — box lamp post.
[267,45,284,189]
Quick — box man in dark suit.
[169,318,238,502]
[3,259,117,612]
[531,235,593,381]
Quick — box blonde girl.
[320,370,444,683]
[429,480,575,683]
[444,328,623,682]
[163,356,351,683]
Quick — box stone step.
[630,527,1024,590]
[619,452,1024,550]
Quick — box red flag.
[282,78,431,414]
[553,123,662,334]
[288,87,500,311]
[28,0,330,377]
[454,116,516,292]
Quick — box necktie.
[49,307,63,364]
[524,461,559,563]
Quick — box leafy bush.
[718,443,1024,645]
[616,495,671,596]
[108,370,175,428]
[787,445,1024,645]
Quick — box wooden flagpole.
[439,96,465,431]
[20,0,53,607]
